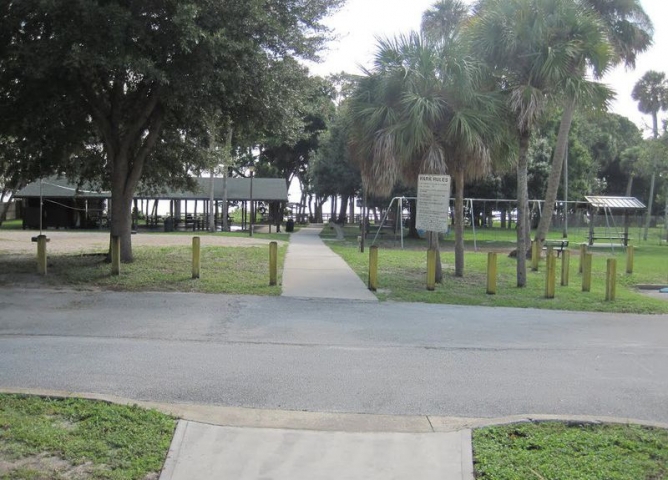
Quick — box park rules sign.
[416,174,451,233]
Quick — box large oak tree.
[0,0,341,261]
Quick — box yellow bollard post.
[368,246,378,291]
[269,241,278,286]
[486,252,497,295]
[531,240,539,271]
[606,258,617,301]
[579,243,587,274]
[426,248,436,291]
[192,236,201,279]
[561,250,570,287]
[545,252,556,299]
[36,235,48,275]
[582,253,592,292]
[111,235,120,276]
[626,245,634,274]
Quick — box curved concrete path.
[281,226,377,301]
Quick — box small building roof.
[15,176,288,202]
[14,178,109,199]
[584,196,645,210]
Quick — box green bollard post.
[426,248,436,291]
[531,241,539,271]
[486,252,497,295]
[368,246,379,291]
[36,235,48,275]
[192,236,201,279]
[626,246,634,274]
[545,252,556,299]
[579,243,587,274]
[561,250,570,287]
[269,241,278,286]
[582,253,592,292]
[606,258,617,301]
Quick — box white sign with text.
[416,174,451,233]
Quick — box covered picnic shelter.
[14,176,288,231]
[584,196,645,247]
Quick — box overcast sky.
[307,0,668,136]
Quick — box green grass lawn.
[0,219,22,230]
[324,227,668,314]
[0,394,175,480]
[473,422,668,480]
[0,244,287,295]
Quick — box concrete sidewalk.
[156,227,473,479]
[281,226,377,301]
[160,421,473,480]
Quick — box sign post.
[416,174,451,233]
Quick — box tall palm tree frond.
[582,0,653,68]
[421,0,470,42]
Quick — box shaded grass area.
[326,236,668,313]
[0,394,175,480]
[0,219,22,230]
[0,244,286,295]
[473,422,668,480]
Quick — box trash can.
[164,217,174,232]
[286,218,295,232]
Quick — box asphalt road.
[1,288,667,423]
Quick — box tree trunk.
[664,194,668,242]
[516,130,531,287]
[625,174,634,197]
[643,172,656,241]
[408,200,419,238]
[0,191,14,226]
[110,183,134,263]
[534,98,576,248]
[427,231,443,283]
[209,172,215,233]
[454,167,465,277]
[222,168,229,231]
[338,195,349,224]
[644,112,660,240]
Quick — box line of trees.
[334,0,657,287]
[0,0,343,261]
[1,0,665,284]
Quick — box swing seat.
[589,233,629,247]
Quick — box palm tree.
[468,0,611,287]
[421,0,469,42]
[534,0,652,246]
[632,70,668,240]
[347,31,508,279]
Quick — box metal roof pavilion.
[15,176,288,202]
[584,196,645,210]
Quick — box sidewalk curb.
[2,388,667,432]
[159,420,188,480]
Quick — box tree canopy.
[0,0,342,260]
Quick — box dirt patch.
[0,453,98,479]
[0,230,285,256]
[0,452,159,479]
[638,289,668,302]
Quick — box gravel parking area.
[0,230,285,256]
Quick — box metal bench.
[543,240,569,257]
